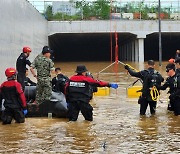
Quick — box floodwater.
[0,61,179,153]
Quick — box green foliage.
[43,0,172,21]
[44,5,53,20]
[93,0,110,19]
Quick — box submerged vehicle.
[24,86,68,118]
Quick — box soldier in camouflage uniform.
[30,46,55,104]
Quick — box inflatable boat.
[24,86,68,118]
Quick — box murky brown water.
[0,61,179,153]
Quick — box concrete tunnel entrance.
[48,33,136,62]
[145,32,180,61]
[49,32,180,62]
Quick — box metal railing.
[27,0,180,20]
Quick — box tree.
[44,5,53,20]
[93,0,110,19]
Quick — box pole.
[158,0,162,66]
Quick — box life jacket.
[67,80,91,102]
[1,83,22,109]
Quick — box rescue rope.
[118,61,139,72]
[150,86,160,101]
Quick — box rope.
[150,86,160,101]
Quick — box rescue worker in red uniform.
[16,47,35,91]
[65,65,118,121]
[0,68,27,124]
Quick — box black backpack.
[142,70,161,97]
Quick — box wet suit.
[126,67,164,115]
[52,74,69,93]
[16,53,31,91]
[160,74,180,115]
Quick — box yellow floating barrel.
[94,87,110,96]
[127,86,142,98]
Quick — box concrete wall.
[48,20,180,36]
[0,0,48,82]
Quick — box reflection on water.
[0,61,179,153]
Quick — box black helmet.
[166,63,175,72]
[42,46,53,54]
[75,65,88,73]
[147,60,155,66]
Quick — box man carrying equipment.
[124,60,164,115]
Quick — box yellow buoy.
[127,86,142,98]
[94,87,110,96]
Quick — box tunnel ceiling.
[49,33,136,62]
[145,32,180,61]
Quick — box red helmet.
[5,68,17,78]
[168,58,175,64]
[23,47,31,53]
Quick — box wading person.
[16,46,34,91]
[175,49,180,59]
[159,64,180,115]
[0,68,27,124]
[52,67,69,93]
[175,57,180,75]
[65,65,118,121]
[124,60,164,115]
[30,46,55,105]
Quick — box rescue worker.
[175,57,180,75]
[16,46,34,91]
[168,58,175,64]
[30,46,55,105]
[124,60,164,115]
[175,49,180,59]
[52,67,69,93]
[0,68,27,124]
[65,65,118,121]
[24,68,36,86]
[159,64,180,115]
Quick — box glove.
[109,83,118,89]
[23,109,28,116]
[124,64,130,70]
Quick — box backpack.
[142,70,161,99]
[144,70,161,88]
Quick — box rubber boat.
[24,86,68,118]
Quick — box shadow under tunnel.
[48,33,136,62]
[145,32,180,61]
[49,32,180,62]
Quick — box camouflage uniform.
[31,54,54,104]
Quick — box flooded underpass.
[0,61,179,153]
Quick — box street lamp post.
[158,0,162,66]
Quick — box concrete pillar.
[131,41,135,61]
[136,33,146,62]
[138,38,144,62]
[135,39,139,61]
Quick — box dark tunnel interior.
[48,33,136,62]
[49,32,180,62]
[145,33,180,61]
